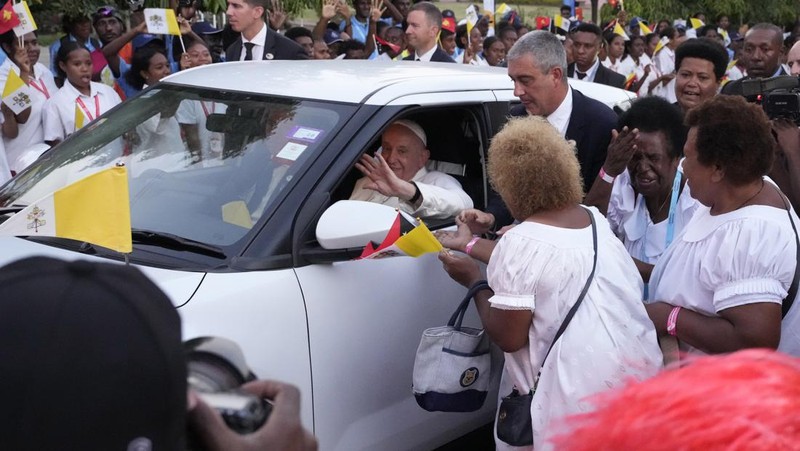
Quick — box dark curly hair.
[619,96,686,160]
[685,95,775,186]
[675,38,729,81]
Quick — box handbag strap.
[778,189,799,318]
[537,206,598,376]
[449,280,491,330]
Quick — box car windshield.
[0,85,354,248]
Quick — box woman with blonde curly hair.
[437,116,662,450]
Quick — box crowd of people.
[1,0,800,449]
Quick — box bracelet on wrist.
[464,236,480,256]
[666,306,681,337]
[599,167,615,184]
[409,182,421,204]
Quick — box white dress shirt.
[42,80,122,142]
[240,23,268,61]
[546,87,573,138]
[573,58,600,82]
[413,45,437,62]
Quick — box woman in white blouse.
[436,116,662,450]
[647,95,800,357]
[584,96,698,292]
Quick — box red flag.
[0,2,20,34]
[375,36,400,55]
[359,212,415,259]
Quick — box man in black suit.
[466,30,618,229]
[568,23,626,89]
[721,23,787,100]
[225,0,307,61]
[402,2,455,63]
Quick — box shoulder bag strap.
[537,206,598,375]
[779,193,799,318]
[450,280,491,330]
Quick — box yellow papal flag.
[74,102,86,131]
[144,8,181,35]
[613,22,630,41]
[0,166,132,252]
[2,69,31,115]
[639,21,652,35]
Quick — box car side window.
[333,106,488,225]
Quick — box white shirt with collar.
[43,79,122,143]
[0,60,57,173]
[240,23,268,61]
[654,47,677,103]
[414,45,437,62]
[349,166,473,219]
[573,58,600,82]
[546,86,573,138]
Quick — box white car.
[0,61,634,450]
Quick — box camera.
[741,75,800,125]
[185,337,271,434]
[127,0,145,12]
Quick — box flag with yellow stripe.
[144,8,181,35]
[0,166,132,252]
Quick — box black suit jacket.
[487,88,618,227]
[568,62,626,89]
[403,47,456,63]
[225,26,309,61]
[721,67,789,100]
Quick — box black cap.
[0,257,186,450]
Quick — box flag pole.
[178,34,186,54]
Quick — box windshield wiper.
[131,229,226,259]
[0,205,27,215]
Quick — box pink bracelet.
[599,167,615,184]
[666,306,681,337]
[464,236,480,256]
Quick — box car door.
[293,96,502,450]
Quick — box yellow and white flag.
[552,15,570,33]
[689,18,704,29]
[654,36,669,55]
[12,1,36,37]
[0,166,132,252]
[465,5,479,36]
[144,8,181,36]
[74,103,86,131]
[2,69,31,115]
[613,22,630,41]
[639,21,652,35]
[495,3,511,16]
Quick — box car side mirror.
[316,200,412,250]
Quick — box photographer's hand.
[188,380,318,451]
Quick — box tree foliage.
[28,0,314,19]
[601,0,799,27]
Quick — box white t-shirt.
[0,60,57,173]
[653,47,677,103]
[607,168,700,265]
[42,80,122,142]
[175,100,228,161]
[650,189,800,357]
[487,207,662,450]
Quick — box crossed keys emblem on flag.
[149,14,164,27]
[26,206,45,232]
[11,92,29,109]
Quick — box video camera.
[741,75,800,125]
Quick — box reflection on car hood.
[0,237,204,307]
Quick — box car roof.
[162,61,512,104]
[161,61,636,107]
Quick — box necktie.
[244,42,256,61]
[576,70,587,80]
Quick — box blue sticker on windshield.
[287,126,324,143]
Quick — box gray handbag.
[412,281,493,412]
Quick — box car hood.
[0,237,204,307]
